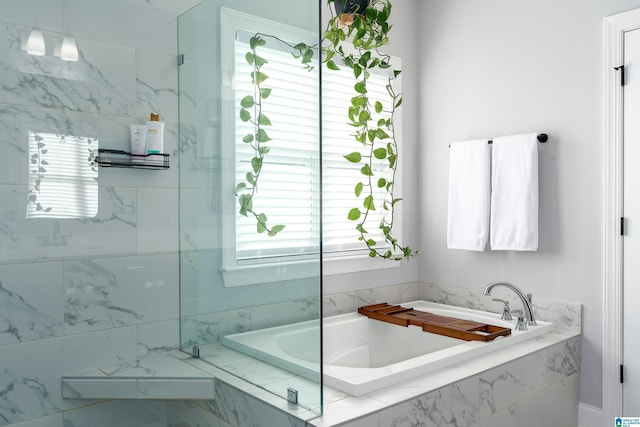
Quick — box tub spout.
[483,281,537,326]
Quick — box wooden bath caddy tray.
[357,303,511,342]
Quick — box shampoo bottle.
[146,113,164,154]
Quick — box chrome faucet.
[483,281,537,326]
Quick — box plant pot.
[333,0,370,15]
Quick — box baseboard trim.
[579,402,603,427]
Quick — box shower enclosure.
[177,0,322,416]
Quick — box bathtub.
[223,300,553,396]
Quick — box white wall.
[415,0,640,409]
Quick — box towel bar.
[488,133,548,144]
[448,133,548,148]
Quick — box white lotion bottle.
[129,124,147,162]
[146,113,164,154]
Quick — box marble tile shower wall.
[0,1,198,425]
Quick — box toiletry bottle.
[146,113,164,154]
[129,124,147,162]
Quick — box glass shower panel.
[178,0,321,416]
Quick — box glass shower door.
[177,0,322,416]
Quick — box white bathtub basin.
[223,300,552,396]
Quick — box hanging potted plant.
[234,0,419,260]
[323,0,419,260]
[333,0,370,15]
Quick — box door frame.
[604,7,640,421]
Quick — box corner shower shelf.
[357,303,511,342]
[94,149,170,170]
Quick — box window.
[26,131,98,219]
[220,9,402,286]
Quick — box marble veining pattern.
[0,262,63,346]
[419,282,581,334]
[379,378,479,427]
[0,185,137,262]
[180,309,251,347]
[64,254,178,334]
[0,280,61,345]
[0,23,135,115]
[0,326,136,425]
[323,282,419,317]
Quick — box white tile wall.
[0,0,183,424]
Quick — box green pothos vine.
[234,34,315,236]
[235,0,419,260]
[324,0,419,260]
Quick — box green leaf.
[344,55,355,68]
[344,152,362,163]
[258,113,272,126]
[245,52,255,65]
[242,134,254,143]
[373,147,387,159]
[348,208,361,221]
[258,146,270,154]
[356,223,368,234]
[375,101,383,113]
[268,225,286,236]
[240,109,251,122]
[366,239,377,246]
[395,97,403,108]
[353,64,363,79]
[246,173,256,185]
[359,51,371,66]
[260,88,272,99]
[235,182,247,192]
[364,195,376,210]
[388,154,397,168]
[326,60,340,71]
[369,250,377,257]
[377,178,387,188]
[251,157,262,173]
[251,71,268,84]
[254,54,267,67]
[238,194,252,215]
[392,198,403,206]
[354,81,367,94]
[257,213,268,233]
[365,7,377,22]
[360,164,373,176]
[256,129,272,142]
[376,129,390,140]
[250,36,266,49]
[241,96,254,108]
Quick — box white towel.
[447,139,492,251]
[490,133,539,251]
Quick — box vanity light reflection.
[26,29,45,56]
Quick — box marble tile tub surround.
[323,281,581,335]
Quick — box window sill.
[323,253,401,276]
[221,253,400,287]
[222,258,320,288]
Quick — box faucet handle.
[510,309,528,331]
[492,298,512,321]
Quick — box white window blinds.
[228,24,401,266]
[26,131,98,219]
[233,33,321,263]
